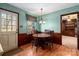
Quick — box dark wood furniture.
[61,12,78,37]
[62,20,76,37]
[44,31,62,45]
[33,33,51,38]
[32,33,53,50]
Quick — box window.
[26,14,37,34]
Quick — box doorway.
[61,12,78,49]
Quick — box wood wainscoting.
[52,33,62,45]
[18,33,62,46]
[18,33,33,46]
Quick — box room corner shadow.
[2,48,23,56]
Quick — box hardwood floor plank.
[3,43,79,56]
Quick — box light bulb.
[67,19,71,21]
[39,21,42,23]
[43,21,46,23]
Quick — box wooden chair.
[31,38,39,52]
[44,30,54,51]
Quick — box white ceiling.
[9,3,79,16]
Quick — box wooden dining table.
[32,33,51,38]
[32,33,52,49]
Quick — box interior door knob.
[16,32,18,33]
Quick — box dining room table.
[32,33,52,50]
[32,33,51,38]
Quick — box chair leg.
[48,43,53,52]
[51,43,53,52]
[32,45,35,53]
[36,47,38,52]
[32,45,37,54]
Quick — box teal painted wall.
[36,17,41,31]
[39,4,79,33]
[0,3,40,33]
[1,3,79,33]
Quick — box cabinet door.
[8,33,18,50]
[0,34,9,52]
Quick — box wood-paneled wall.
[18,33,33,46]
[52,33,62,45]
[18,32,62,46]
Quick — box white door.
[0,9,18,52]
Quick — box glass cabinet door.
[0,10,17,32]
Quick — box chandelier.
[39,8,46,24]
[67,16,71,21]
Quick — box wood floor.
[3,43,79,56]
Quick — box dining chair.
[44,30,54,51]
[43,37,53,51]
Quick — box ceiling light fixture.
[39,8,46,24]
[67,16,71,21]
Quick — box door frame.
[60,12,79,49]
[0,8,19,46]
